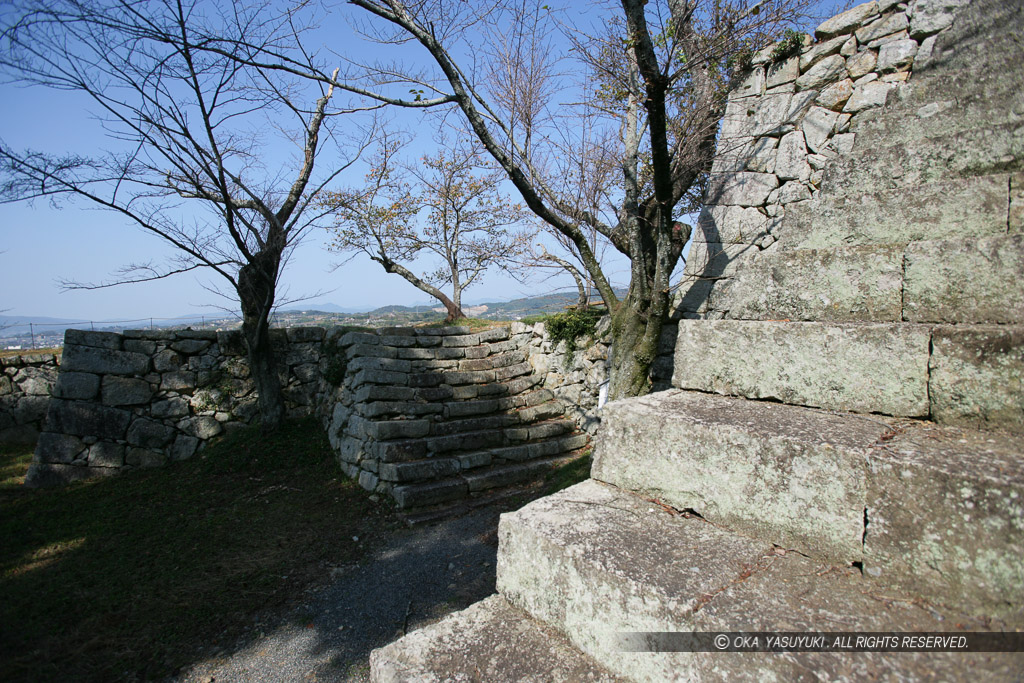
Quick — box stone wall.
[676,0,960,321]
[0,352,60,445]
[24,321,611,504]
[26,327,324,487]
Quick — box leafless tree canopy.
[0,0,368,430]
[324,0,814,397]
[324,133,534,321]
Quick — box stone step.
[851,69,1024,147]
[369,594,623,682]
[378,429,587,483]
[496,480,1022,682]
[377,418,579,463]
[590,390,1024,618]
[671,320,1024,429]
[687,233,1024,325]
[672,320,931,416]
[390,438,588,509]
[818,120,1023,200]
[781,173,1015,250]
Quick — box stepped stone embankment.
[371,0,1024,680]
[22,320,621,509]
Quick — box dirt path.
[174,507,503,682]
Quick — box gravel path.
[175,506,503,682]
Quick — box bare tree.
[324,134,534,321]
[244,0,812,398]
[0,0,365,431]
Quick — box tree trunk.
[237,250,285,433]
[376,256,466,322]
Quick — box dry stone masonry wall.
[0,352,59,445]
[320,323,594,509]
[25,327,324,487]
[673,0,1024,432]
[25,322,604,506]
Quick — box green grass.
[0,420,399,682]
[542,450,593,495]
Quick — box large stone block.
[909,0,967,38]
[904,235,1024,324]
[126,417,177,448]
[35,432,87,464]
[45,399,132,440]
[783,175,1010,249]
[815,1,879,39]
[705,172,778,207]
[929,325,1024,430]
[672,320,931,415]
[101,376,154,406]
[64,329,122,350]
[865,424,1024,621]
[60,345,150,376]
[592,390,889,561]
[709,244,904,322]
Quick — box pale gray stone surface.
[705,172,778,206]
[709,244,904,322]
[876,38,919,70]
[856,11,909,43]
[815,78,854,110]
[783,174,1010,248]
[865,423,1024,621]
[798,34,848,71]
[795,54,848,91]
[816,1,879,38]
[774,131,811,181]
[910,0,968,38]
[845,49,878,78]
[765,56,798,88]
[592,391,886,561]
[929,325,1024,430]
[843,79,895,111]
[800,106,840,152]
[672,320,931,416]
[903,235,1024,323]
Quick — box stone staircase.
[368,0,1023,679]
[325,325,589,510]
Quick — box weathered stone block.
[904,235,1024,323]
[160,370,196,392]
[88,441,125,468]
[730,66,764,98]
[909,0,967,38]
[705,172,778,206]
[126,418,176,448]
[672,320,930,415]
[25,462,108,487]
[391,479,467,508]
[766,56,799,88]
[876,38,918,71]
[865,424,1024,620]
[170,339,211,354]
[796,54,848,91]
[816,1,879,39]
[1011,173,1024,234]
[842,79,896,112]
[379,458,459,482]
[64,329,122,350]
[35,432,87,464]
[46,399,131,440]
[367,419,430,441]
[101,376,154,406]
[784,175,1010,248]
[593,390,888,561]
[61,345,150,376]
[711,244,903,322]
[855,11,909,43]
[126,447,167,468]
[774,131,811,181]
[929,325,1024,430]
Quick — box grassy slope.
[0,420,400,682]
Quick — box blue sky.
[0,0,845,323]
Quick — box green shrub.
[546,308,604,356]
[771,29,805,63]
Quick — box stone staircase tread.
[591,389,1024,618]
[369,594,624,682]
[497,479,1021,682]
[819,120,1023,198]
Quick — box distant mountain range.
[1,289,617,339]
